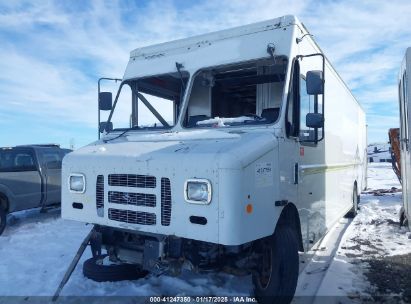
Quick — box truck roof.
[130,15,298,59]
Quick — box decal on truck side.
[255,162,273,187]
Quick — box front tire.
[252,227,299,304]
[83,254,148,282]
[0,206,6,236]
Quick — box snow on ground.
[0,210,90,296]
[0,213,251,300]
[0,162,409,303]
[313,163,411,303]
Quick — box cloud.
[0,0,408,146]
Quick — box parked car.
[0,144,71,235]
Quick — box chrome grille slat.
[96,175,104,217]
[108,208,156,225]
[108,174,156,188]
[108,191,156,207]
[161,178,172,226]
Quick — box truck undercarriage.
[89,226,256,277]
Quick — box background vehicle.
[0,144,71,235]
[62,15,366,303]
[398,47,411,227]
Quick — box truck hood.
[64,129,277,170]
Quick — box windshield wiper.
[103,126,140,143]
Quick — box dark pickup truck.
[0,144,71,235]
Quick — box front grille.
[108,174,156,188]
[108,208,156,225]
[161,178,172,226]
[96,175,104,217]
[101,174,172,227]
[108,191,156,207]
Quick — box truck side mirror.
[306,70,324,95]
[306,113,324,129]
[99,92,113,111]
[99,121,113,133]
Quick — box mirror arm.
[97,77,122,139]
[104,82,125,133]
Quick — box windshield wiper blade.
[103,126,140,143]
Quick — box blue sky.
[0,0,410,148]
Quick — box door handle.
[294,163,299,185]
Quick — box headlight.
[184,179,212,204]
[69,174,86,193]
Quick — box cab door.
[297,71,326,248]
[280,54,326,250]
[278,58,300,238]
[296,54,326,249]
[0,148,42,211]
[38,148,63,205]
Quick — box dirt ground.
[364,253,411,303]
[341,190,411,303]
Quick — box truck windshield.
[108,71,189,132]
[184,57,287,128]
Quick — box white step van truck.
[62,15,367,303]
[399,48,411,228]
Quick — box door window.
[299,77,315,141]
[286,60,300,137]
[399,79,405,150]
[41,151,62,169]
[0,150,37,172]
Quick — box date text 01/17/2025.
[149,296,257,302]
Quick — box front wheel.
[0,207,6,236]
[252,227,299,304]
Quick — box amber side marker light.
[246,204,253,214]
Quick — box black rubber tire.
[252,227,299,304]
[346,184,359,218]
[83,254,148,282]
[0,206,6,236]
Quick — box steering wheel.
[244,113,263,120]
